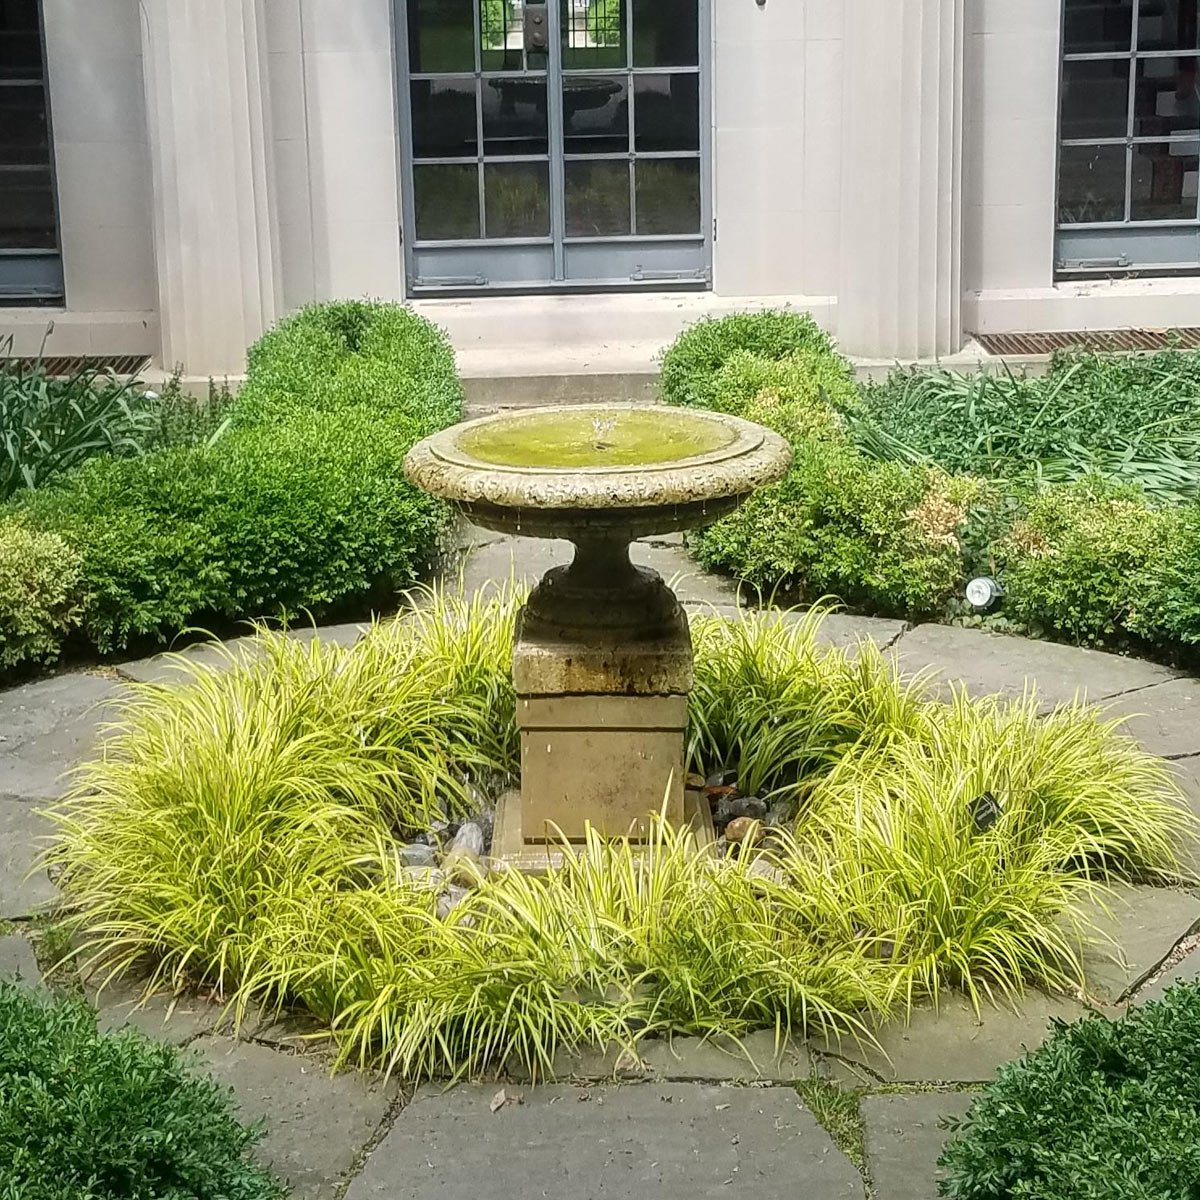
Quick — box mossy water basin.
[457,408,738,470]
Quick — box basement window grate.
[972,329,1200,356]
[2,354,152,377]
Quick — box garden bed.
[0,302,462,677]
[661,312,1200,661]
[46,591,1194,1081]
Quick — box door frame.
[392,0,713,296]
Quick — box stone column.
[837,0,965,360]
[139,0,280,377]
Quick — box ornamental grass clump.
[50,591,1194,1080]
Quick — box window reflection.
[1058,144,1128,224]
[1064,0,1133,54]
[562,75,628,154]
[0,0,57,254]
[1061,58,1132,140]
[1131,141,1200,219]
[1137,0,1200,52]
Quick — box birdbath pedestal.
[404,404,792,868]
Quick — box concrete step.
[462,372,660,416]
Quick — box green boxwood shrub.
[664,312,1200,654]
[939,982,1200,1199]
[665,320,982,616]
[234,300,461,428]
[995,479,1177,648]
[660,310,835,410]
[3,302,461,663]
[0,520,83,670]
[0,982,284,1200]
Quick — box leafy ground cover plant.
[938,981,1200,1199]
[854,350,1200,503]
[49,593,1190,1080]
[0,302,462,670]
[0,982,284,1200]
[0,342,162,501]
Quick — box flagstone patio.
[2,530,1199,1199]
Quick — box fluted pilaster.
[837,0,965,360]
[140,0,280,375]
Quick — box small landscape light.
[965,576,1004,611]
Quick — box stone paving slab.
[1072,884,1200,1003]
[345,1083,863,1200]
[814,992,1087,1084]
[89,975,222,1045]
[862,1091,975,1200]
[1102,677,1200,759]
[524,1030,816,1083]
[0,934,42,990]
[0,799,58,920]
[191,1037,396,1200]
[1137,942,1200,1003]
[892,624,1178,707]
[0,673,122,801]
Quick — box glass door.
[398,0,710,293]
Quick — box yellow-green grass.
[47,589,1194,1079]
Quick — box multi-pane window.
[402,0,708,291]
[0,0,60,301]
[1057,0,1200,276]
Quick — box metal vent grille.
[3,354,152,377]
[973,329,1200,356]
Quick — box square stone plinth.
[510,616,694,848]
[518,693,688,841]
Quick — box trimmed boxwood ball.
[939,982,1200,1199]
[0,520,82,670]
[0,982,284,1200]
[1,302,462,660]
[234,300,462,428]
[659,309,835,410]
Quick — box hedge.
[0,302,461,670]
[662,319,988,617]
[939,982,1200,1199]
[662,312,1200,653]
[0,982,283,1200]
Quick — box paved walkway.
[3,530,1200,1198]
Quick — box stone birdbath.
[404,403,792,867]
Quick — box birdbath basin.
[404,404,791,861]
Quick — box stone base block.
[493,785,715,873]
[519,693,687,841]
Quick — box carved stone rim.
[404,403,793,512]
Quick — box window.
[1056,0,1200,277]
[0,0,62,302]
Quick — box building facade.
[2,0,1200,377]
